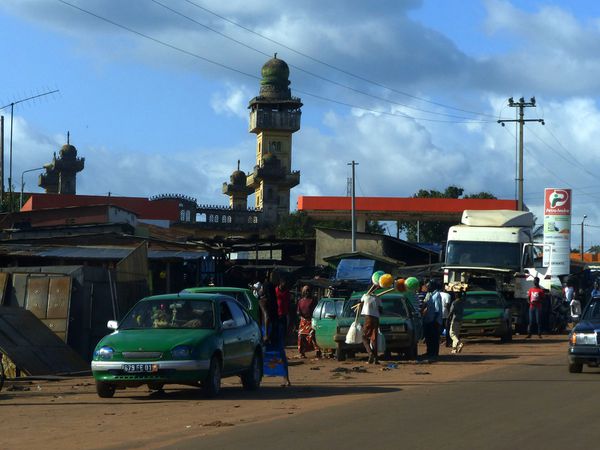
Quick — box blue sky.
[2,0,600,246]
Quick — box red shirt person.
[527,277,544,338]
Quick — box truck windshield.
[446,241,521,269]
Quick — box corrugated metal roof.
[0,245,208,260]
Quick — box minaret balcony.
[249,109,301,133]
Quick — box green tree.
[398,186,496,244]
[276,211,385,238]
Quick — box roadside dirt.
[0,335,569,450]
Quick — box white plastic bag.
[371,329,386,353]
[345,321,363,344]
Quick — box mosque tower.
[39,133,85,194]
[245,54,302,224]
[222,160,252,209]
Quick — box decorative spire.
[237,159,240,171]
[67,131,70,144]
[274,52,277,59]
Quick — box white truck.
[443,209,555,332]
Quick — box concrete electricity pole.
[498,97,544,211]
[347,160,359,252]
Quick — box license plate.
[122,363,157,373]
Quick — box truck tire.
[406,341,418,360]
[335,343,346,361]
[568,362,583,373]
[500,323,513,343]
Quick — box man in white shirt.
[359,293,382,364]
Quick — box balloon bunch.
[371,273,421,297]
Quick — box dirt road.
[0,335,568,450]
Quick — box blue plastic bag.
[263,349,287,377]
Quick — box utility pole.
[581,215,587,262]
[498,97,544,211]
[347,161,358,252]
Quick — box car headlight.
[338,326,350,334]
[391,325,406,332]
[94,346,114,360]
[571,332,597,345]
[171,345,192,359]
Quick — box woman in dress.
[296,285,322,358]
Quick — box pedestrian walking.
[527,277,544,339]
[296,285,322,358]
[421,281,443,359]
[259,271,291,387]
[449,289,465,353]
[355,291,382,364]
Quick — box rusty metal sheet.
[47,277,71,319]
[0,306,88,375]
[11,273,29,307]
[25,277,50,319]
[0,272,8,305]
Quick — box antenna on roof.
[0,88,60,211]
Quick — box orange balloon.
[379,273,394,288]
[395,278,406,292]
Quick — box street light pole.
[581,215,587,262]
[20,167,44,209]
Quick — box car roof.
[140,293,231,302]
[181,287,249,293]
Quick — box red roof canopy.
[297,196,519,221]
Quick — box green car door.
[313,298,345,350]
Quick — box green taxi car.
[91,293,263,398]
[181,287,260,323]
[313,292,423,361]
[460,290,512,342]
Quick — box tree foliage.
[276,211,385,238]
[398,186,497,244]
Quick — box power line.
[182,0,498,120]
[150,0,493,122]
[57,0,490,124]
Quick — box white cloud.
[210,84,251,119]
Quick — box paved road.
[160,353,600,450]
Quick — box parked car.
[181,287,260,323]
[460,290,512,343]
[567,296,600,373]
[312,292,422,361]
[91,293,263,398]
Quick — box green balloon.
[371,270,385,285]
[405,277,420,291]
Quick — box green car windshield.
[119,299,215,330]
[465,294,502,308]
[343,297,408,318]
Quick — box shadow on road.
[126,383,401,402]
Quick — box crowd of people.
[249,269,597,381]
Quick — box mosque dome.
[59,144,77,159]
[259,54,291,100]
[231,169,246,186]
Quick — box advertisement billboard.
[543,188,571,275]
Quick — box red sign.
[544,188,571,215]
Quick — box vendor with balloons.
[354,271,391,364]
